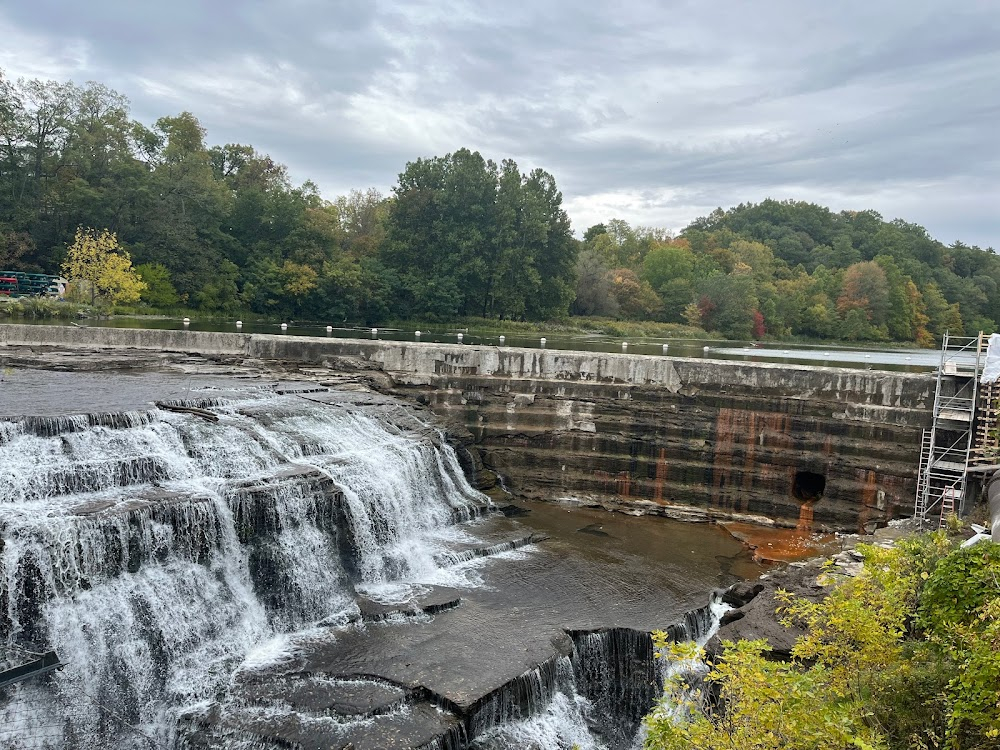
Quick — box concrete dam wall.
[0,324,936,531]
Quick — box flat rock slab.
[68,487,212,517]
[266,503,759,715]
[210,698,459,750]
[358,587,464,622]
[233,674,408,717]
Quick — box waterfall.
[0,391,488,749]
[570,629,658,748]
[0,379,735,750]
[468,657,606,750]
[468,596,728,750]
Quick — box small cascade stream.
[0,378,750,750]
[467,597,727,750]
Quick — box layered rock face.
[0,326,936,531]
[380,351,934,532]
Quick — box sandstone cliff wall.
[0,325,935,530]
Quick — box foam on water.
[472,691,608,750]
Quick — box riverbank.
[652,517,1000,749]
[709,518,922,658]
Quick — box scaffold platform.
[914,333,986,529]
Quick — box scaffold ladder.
[914,332,984,529]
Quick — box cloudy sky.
[2,1,997,247]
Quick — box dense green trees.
[382,150,575,320]
[0,68,996,340]
[675,201,998,340]
[574,199,997,342]
[0,70,579,323]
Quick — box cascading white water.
[467,597,730,750]
[0,381,737,750]
[238,402,487,593]
[0,390,488,749]
[469,657,608,750]
[627,596,731,750]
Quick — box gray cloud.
[1,0,997,247]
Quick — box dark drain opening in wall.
[793,471,826,501]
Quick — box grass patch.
[0,297,89,319]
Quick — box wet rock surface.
[357,586,464,622]
[289,503,754,707]
[708,558,828,658]
[175,500,754,749]
[709,519,925,658]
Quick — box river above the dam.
[0,366,764,749]
[7,317,949,372]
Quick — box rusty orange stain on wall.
[797,500,815,532]
[856,469,878,533]
[595,469,632,498]
[653,447,667,504]
[713,408,794,511]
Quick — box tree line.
[1,69,996,342]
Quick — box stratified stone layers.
[384,354,931,532]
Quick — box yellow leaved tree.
[62,227,146,305]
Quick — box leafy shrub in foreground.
[645,535,1000,750]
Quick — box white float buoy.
[499,335,506,345]
[540,337,547,347]
[182,317,190,325]
[415,330,421,338]
[662,343,669,353]
[326,325,333,332]
[457,333,464,342]
[703,346,710,352]
[236,320,243,328]
[280,323,288,331]
[371,328,378,336]
[622,342,628,350]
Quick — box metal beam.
[0,651,64,689]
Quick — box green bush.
[645,535,1000,750]
[918,543,1000,631]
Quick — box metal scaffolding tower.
[969,339,1000,470]
[914,333,985,529]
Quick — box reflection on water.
[8,317,942,372]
